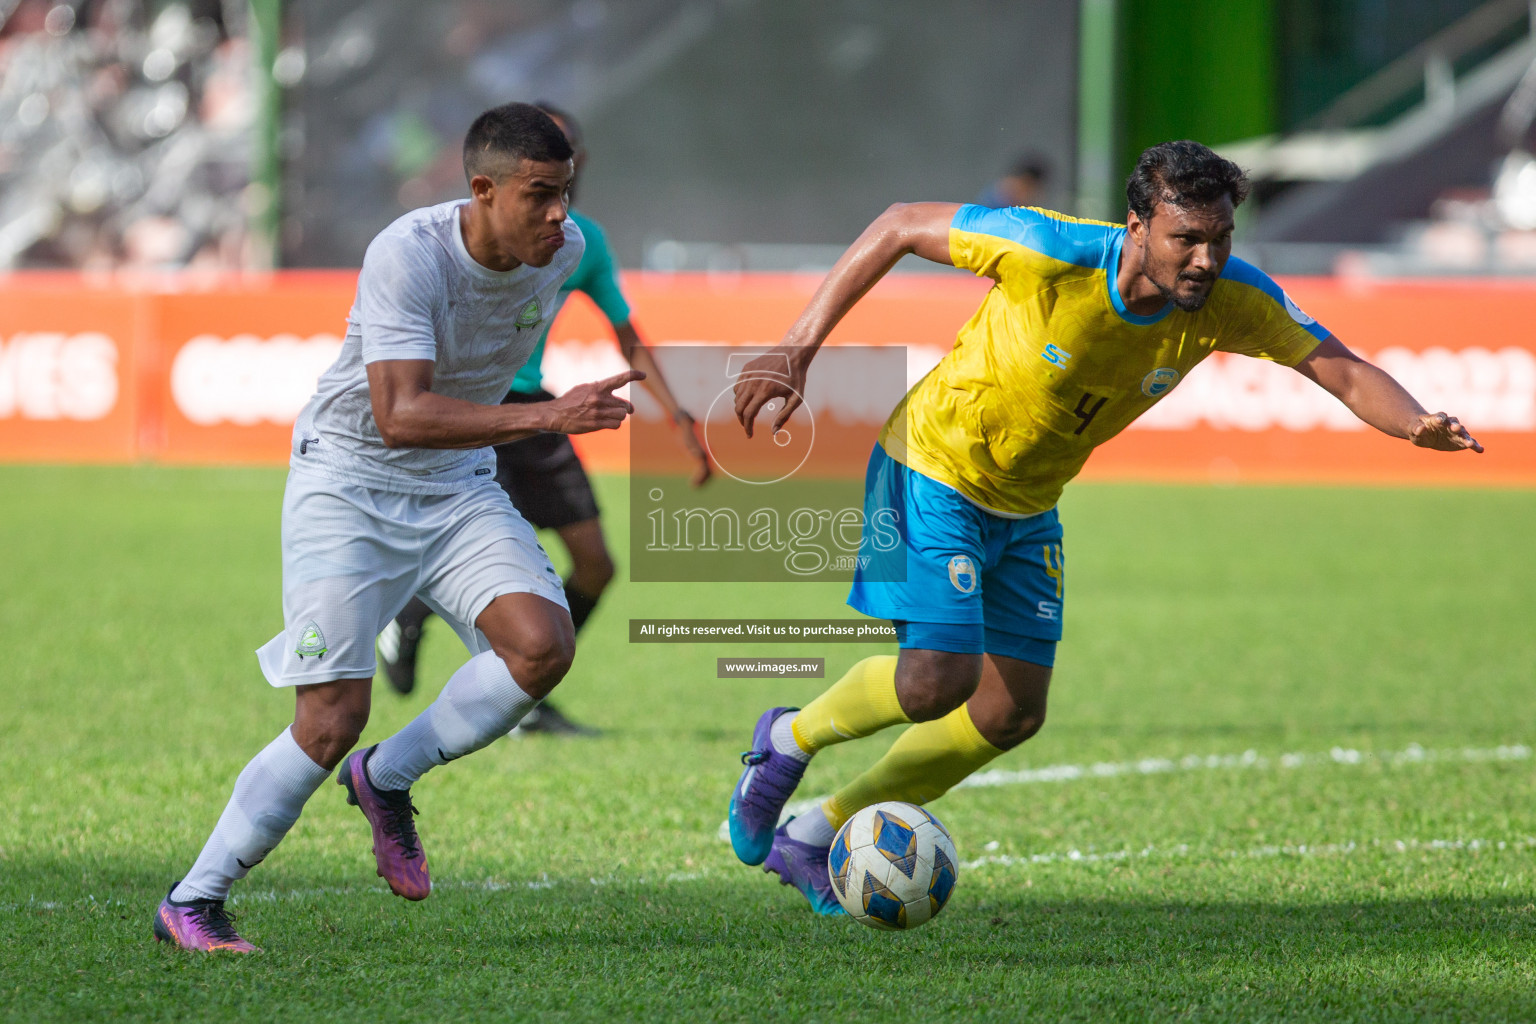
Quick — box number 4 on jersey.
[1072,392,1106,435]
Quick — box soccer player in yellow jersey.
[724,141,1483,918]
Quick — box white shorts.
[255,469,568,688]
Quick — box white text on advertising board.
[0,333,118,421]
[171,334,343,426]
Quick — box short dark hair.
[1126,141,1249,221]
[463,103,573,183]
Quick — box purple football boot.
[728,707,807,865]
[764,824,846,916]
[152,885,257,952]
[338,745,431,900]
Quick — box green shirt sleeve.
[568,210,632,329]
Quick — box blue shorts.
[848,445,1063,666]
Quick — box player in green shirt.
[378,105,711,733]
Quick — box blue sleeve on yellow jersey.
[1219,257,1330,342]
[950,205,1114,273]
[1211,256,1329,367]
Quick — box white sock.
[784,804,836,846]
[367,649,537,791]
[771,711,811,763]
[172,727,330,902]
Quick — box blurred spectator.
[0,0,254,271]
[975,153,1050,209]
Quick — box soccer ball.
[827,801,959,930]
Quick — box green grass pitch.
[2,465,1534,1022]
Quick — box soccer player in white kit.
[153,103,642,952]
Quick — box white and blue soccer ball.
[827,801,959,930]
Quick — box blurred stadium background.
[8,0,1536,268]
[1,0,1533,483]
[3,5,1536,1019]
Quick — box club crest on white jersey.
[515,297,543,330]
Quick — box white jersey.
[291,201,585,494]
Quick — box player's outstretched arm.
[615,320,712,486]
[1293,336,1483,452]
[733,202,960,436]
[367,359,643,449]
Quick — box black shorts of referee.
[493,388,601,529]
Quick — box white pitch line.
[6,742,1527,913]
[225,871,718,905]
[959,741,1531,790]
[6,834,1532,916]
[5,749,1531,914]
[0,873,716,914]
[962,835,1536,872]
[715,742,1532,842]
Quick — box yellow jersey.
[879,205,1330,516]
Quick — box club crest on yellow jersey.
[1141,367,1180,397]
[878,204,1330,518]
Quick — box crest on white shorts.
[296,621,327,659]
[947,555,978,594]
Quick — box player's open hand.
[673,410,713,486]
[1409,411,1483,453]
[547,370,645,434]
[733,347,809,438]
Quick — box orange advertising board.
[1087,279,1536,487]
[150,274,357,463]
[0,271,1532,486]
[0,276,141,462]
[551,275,1536,486]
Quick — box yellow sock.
[789,655,907,755]
[822,702,1003,829]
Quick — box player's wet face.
[1136,198,1234,312]
[482,158,574,267]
